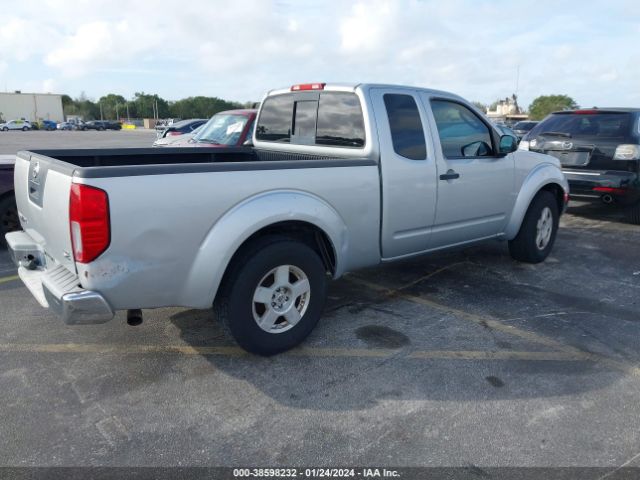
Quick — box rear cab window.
[256,91,365,148]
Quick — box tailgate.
[541,140,594,167]
[14,151,76,272]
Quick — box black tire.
[98,127,105,131]
[0,196,19,248]
[508,191,559,263]
[22,126,28,131]
[214,237,328,355]
[626,202,640,225]
[1,127,7,132]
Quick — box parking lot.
[0,131,639,471]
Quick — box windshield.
[194,114,249,145]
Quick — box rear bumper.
[6,231,114,325]
[563,169,640,203]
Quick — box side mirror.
[499,135,518,154]
[243,139,253,147]
[461,141,491,157]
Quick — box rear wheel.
[22,126,28,131]
[0,196,19,247]
[509,191,559,263]
[214,237,328,355]
[626,202,640,225]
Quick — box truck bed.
[22,147,373,178]
[26,147,256,167]
[12,146,380,311]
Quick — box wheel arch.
[504,163,568,240]
[179,190,347,309]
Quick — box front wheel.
[509,191,559,263]
[1,127,7,131]
[214,237,328,355]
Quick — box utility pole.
[116,103,119,120]
[126,103,130,122]
[515,64,521,113]
[99,102,104,120]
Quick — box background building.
[486,94,529,125]
[0,92,64,123]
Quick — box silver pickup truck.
[6,83,568,355]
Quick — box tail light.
[613,144,640,160]
[168,131,182,136]
[593,186,628,195]
[69,183,110,263]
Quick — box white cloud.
[0,0,638,109]
[339,2,394,53]
[42,78,57,93]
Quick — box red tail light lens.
[593,186,627,195]
[69,183,110,263]
[291,83,325,91]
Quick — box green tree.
[528,95,578,120]
[61,92,99,120]
[128,92,170,119]
[471,101,487,113]
[98,94,126,120]
[169,96,241,119]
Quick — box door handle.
[439,169,460,181]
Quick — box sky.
[1,0,639,109]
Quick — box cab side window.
[431,100,494,158]
[383,94,427,160]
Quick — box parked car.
[152,124,206,147]
[512,121,539,140]
[156,119,207,139]
[0,120,32,131]
[31,120,58,131]
[0,156,17,246]
[155,118,181,130]
[154,110,257,147]
[495,124,520,143]
[42,120,57,130]
[80,120,122,131]
[5,82,568,355]
[56,122,74,131]
[188,109,256,146]
[521,108,640,223]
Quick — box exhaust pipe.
[127,309,143,326]
[601,194,614,204]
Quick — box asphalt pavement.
[0,131,638,472]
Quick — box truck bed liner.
[19,148,375,179]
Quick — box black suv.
[523,109,640,223]
[81,120,122,131]
[512,121,538,140]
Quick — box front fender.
[180,190,347,308]
[504,161,568,239]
